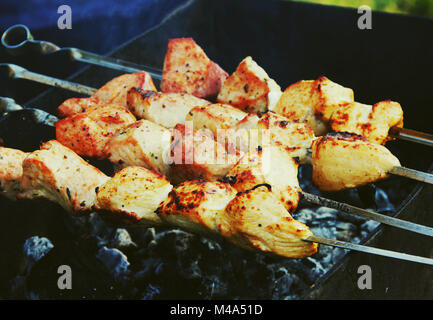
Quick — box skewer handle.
[390,166,433,185]
[0,63,96,96]
[1,24,163,81]
[389,127,433,148]
[304,235,433,266]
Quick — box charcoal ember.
[336,221,358,241]
[141,284,161,300]
[128,227,156,247]
[23,236,54,273]
[96,246,130,281]
[270,267,294,299]
[199,275,229,299]
[110,228,137,251]
[87,213,113,246]
[24,241,118,299]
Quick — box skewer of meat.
[2,73,433,237]
[1,141,433,265]
[2,63,432,189]
[2,30,432,147]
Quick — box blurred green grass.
[291,0,433,17]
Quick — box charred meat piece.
[0,147,28,200]
[329,100,403,145]
[220,185,317,258]
[95,166,172,226]
[18,140,110,213]
[126,88,210,128]
[225,145,301,213]
[273,77,353,136]
[57,97,104,118]
[170,124,242,185]
[185,103,247,137]
[92,72,156,108]
[55,104,136,159]
[157,180,237,236]
[161,38,228,99]
[104,119,172,177]
[217,56,282,113]
[311,133,401,191]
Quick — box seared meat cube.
[161,38,228,99]
[311,133,401,191]
[225,146,301,212]
[170,124,242,185]
[273,77,353,135]
[92,72,156,108]
[273,80,328,136]
[104,119,172,176]
[157,180,237,235]
[185,103,247,137]
[0,147,28,200]
[217,56,282,113]
[95,166,172,226]
[126,88,210,128]
[18,140,110,213]
[226,111,314,162]
[55,104,136,159]
[329,100,403,145]
[57,97,103,118]
[220,185,317,258]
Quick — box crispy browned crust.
[57,97,103,118]
[161,38,228,99]
[92,72,157,108]
[55,104,136,159]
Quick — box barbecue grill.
[0,0,432,299]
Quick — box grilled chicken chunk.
[0,147,28,200]
[227,111,315,162]
[161,38,228,99]
[104,119,172,176]
[18,140,110,213]
[217,56,282,113]
[329,100,403,145]
[158,181,317,258]
[311,133,401,191]
[95,166,172,226]
[273,77,353,135]
[170,124,242,185]
[126,88,210,128]
[57,97,103,118]
[185,103,247,137]
[225,146,301,212]
[157,180,237,235]
[92,72,156,108]
[273,80,328,136]
[55,103,136,159]
[220,186,317,258]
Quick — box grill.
[0,0,432,299]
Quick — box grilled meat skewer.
[1,142,433,265]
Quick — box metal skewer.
[389,127,433,148]
[301,192,433,237]
[303,236,433,266]
[0,63,96,96]
[1,24,162,81]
